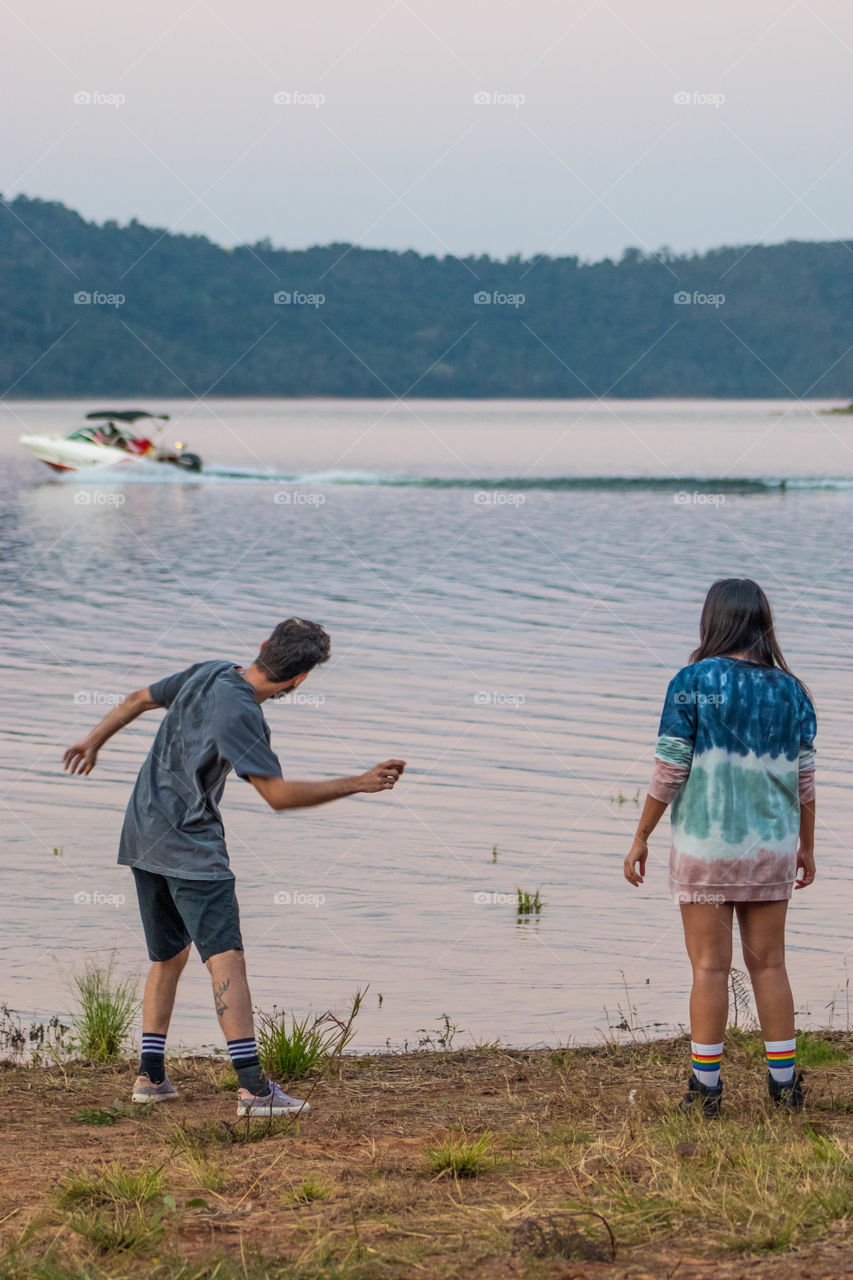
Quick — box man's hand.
[624,839,649,887]
[63,739,99,776]
[795,845,816,890]
[358,759,406,793]
[62,687,157,776]
[250,760,407,811]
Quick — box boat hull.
[19,435,139,471]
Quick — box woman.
[624,578,816,1114]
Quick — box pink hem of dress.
[669,879,794,904]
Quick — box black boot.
[768,1070,804,1110]
[679,1073,723,1116]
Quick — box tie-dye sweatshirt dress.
[648,657,816,903]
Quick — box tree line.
[2,193,851,399]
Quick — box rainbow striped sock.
[765,1038,796,1083]
[691,1041,723,1087]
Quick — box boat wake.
[52,463,853,491]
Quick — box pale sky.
[2,0,852,261]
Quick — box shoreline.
[7,1001,849,1064]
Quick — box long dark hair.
[690,578,809,694]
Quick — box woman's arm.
[624,794,668,886]
[795,797,816,889]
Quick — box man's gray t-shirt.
[118,660,283,880]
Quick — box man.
[63,618,405,1116]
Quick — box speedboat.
[20,410,202,473]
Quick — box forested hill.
[2,193,852,399]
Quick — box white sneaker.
[132,1073,179,1103]
[236,1080,310,1117]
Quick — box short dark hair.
[256,618,331,682]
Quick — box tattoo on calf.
[214,977,231,1020]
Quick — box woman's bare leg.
[680,902,735,1045]
[736,900,794,1041]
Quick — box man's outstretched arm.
[249,759,406,811]
[63,687,161,775]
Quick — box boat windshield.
[67,424,132,448]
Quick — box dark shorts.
[131,868,243,964]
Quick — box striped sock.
[691,1041,724,1088]
[765,1038,796,1084]
[139,1032,166,1085]
[227,1037,268,1096]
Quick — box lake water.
[1,397,851,1052]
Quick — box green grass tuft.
[0,1246,100,1279]
[289,1176,330,1203]
[427,1131,494,1177]
[257,991,363,1082]
[55,1163,164,1210]
[70,960,138,1063]
[65,1205,165,1255]
[258,1009,333,1079]
[54,1163,168,1257]
[73,1107,118,1126]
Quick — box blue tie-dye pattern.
[654,657,817,901]
[658,658,814,760]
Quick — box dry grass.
[0,1032,851,1279]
